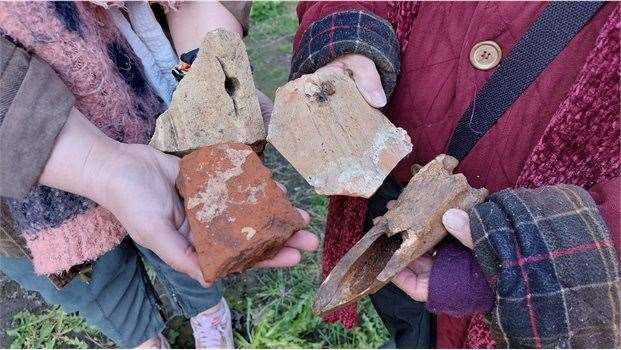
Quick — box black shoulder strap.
[447,2,604,160]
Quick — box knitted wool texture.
[320,4,620,336]
[0,2,162,274]
[467,6,620,348]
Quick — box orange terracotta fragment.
[176,143,304,283]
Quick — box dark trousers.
[365,178,435,348]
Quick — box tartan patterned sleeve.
[289,10,400,97]
[469,184,620,348]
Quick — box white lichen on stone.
[187,148,252,224]
[240,183,266,204]
[241,227,256,240]
[307,128,412,197]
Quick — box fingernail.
[370,89,387,107]
[443,209,467,232]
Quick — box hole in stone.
[225,76,238,97]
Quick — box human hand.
[256,89,273,127]
[377,201,473,301]
[254,183,318,269]
[441,208,473,249]
[316,54,387,108]
[40,109,317,286]
[91,145,318,285]
[87,143,209,283]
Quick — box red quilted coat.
[293,1,620,347]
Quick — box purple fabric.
[426,238,493,316]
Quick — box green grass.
[6,2,390,348]
[222,2,390,347]
[6,307,111,349]
[246,1,299,100]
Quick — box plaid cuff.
[290,10,400,97]
[469,185,620,348]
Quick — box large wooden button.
[470,40,502,70]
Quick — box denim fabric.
[0,238,222,347]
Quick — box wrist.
[40,108,123,200]
[78,137,128,205]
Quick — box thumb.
[442,209,474,249]
[340,55,387,108]
[138,221,209,287]
[256,89,273,127]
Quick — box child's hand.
[317,54,387,108]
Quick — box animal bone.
[313,154,488,315]
[267,69,412,198]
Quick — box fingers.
[284,230,319,251]
[442,209,474,249]
[254,226,318,269]
[392,255,432,302]
[274,181,310,227]
[253,230,318,269]
[338,54,387,108]
[256,89,273,127]
[137,221,209,287]
[275,181,287,193]
[296,208,311,226]
[408,255,433,274]
[319,54,387,108]
[254,247,301,268]
[392,268,429,302]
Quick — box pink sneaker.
[136,333,170,349]
[190,298,234,349]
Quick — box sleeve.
[291,1,400,97]
[426,238,494,316]
[468,184,620,348]
[587,176,620,256]
[0,36,74,199]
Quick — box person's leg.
[365,178,435,348]
[0,238,167,348]
[136,245,233,348]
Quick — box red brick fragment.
[177,143,304,283]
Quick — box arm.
[1,37,318,283]
[0,37,73,199]
[442,184,619,348]
[395,182,621,345]
[165,1,244,55]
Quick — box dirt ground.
[0,274,45,347]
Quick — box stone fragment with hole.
[150,30,265,155]
[267,68,413,198]
[176,143,305,283]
